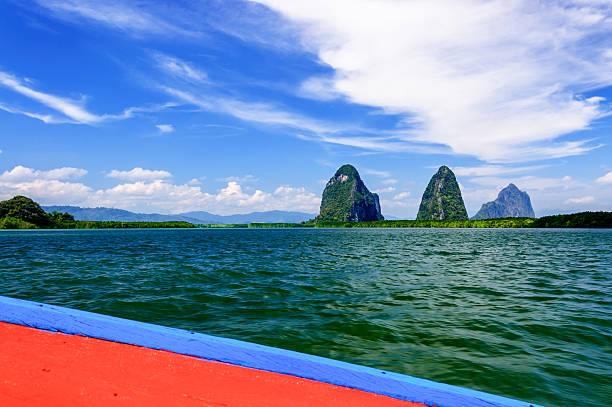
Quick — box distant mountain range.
[42,206,315,224]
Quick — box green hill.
[317,164,383,222]
[0,196,55,228]
[416,166,468,221]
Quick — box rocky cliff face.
[416,166,468,220]
[317,164,384,222]
[472,183,535,219]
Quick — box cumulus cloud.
[107,168,172,181]
[86,180,320,214]
[0,165,320,214]
[187,178,203,185]
[393,192,410,200]
[0,166,92,203]
[0,179,93,203]
[596,171,612,184]
[254,0,612,162]
[156,124,174,133]
[564,196,595,204]
[0,165,87,181]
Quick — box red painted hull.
[0,322,425,407]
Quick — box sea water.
[0,228,610,407]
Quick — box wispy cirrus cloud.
[0,70,176,124]
[452,165,549,177]
[152,53,208,83]
[0,103,68,124]
[0,71,175,124]
[162,85,444,153]
[33,0,198,37]
[0,71,103,124]
[254,0,612,163]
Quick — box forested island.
[251,213,612,228]
[0,196,196,229]
[1,195,611,229]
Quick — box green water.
[1,228,610,406]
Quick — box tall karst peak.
[472,183,535,220]
[416,166,468,221]
[317,164,384,222]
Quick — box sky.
[1,0,611,218]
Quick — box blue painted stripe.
[0,295,543,407]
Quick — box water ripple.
[0,228,610,407]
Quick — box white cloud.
[2,164,609,217]
[362,168,391,178]
[0,166,91,203]
[254,0,612,162]
[156,124,174,133]
[0,179,93,204]
[163,86,447,153]
[0,71,170,124]
[0,164,320,215]
[0,103,68,124]
[596,171,612,184]
[34,0,196,37]
[381,179,398,185]
[468,174,584,190]
[0,71,102,124]
[380,197,420,215]
[87,180,320,214]
[458,172,612,215]
[163,86,346,135]
[219,175,259,183]
[564,196,595,204]
[272,186,320,213]
[452,165,548,177]
[298,76,341,101]
[373,186,395,194]
[153,53,207,83]
[187,178,203,185]
[0,165,87,181]
[107,168,172,181]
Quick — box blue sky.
[1,0,611,217]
